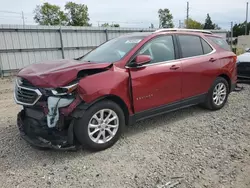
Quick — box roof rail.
[154,28,212,34]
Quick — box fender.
[76,65,133,115]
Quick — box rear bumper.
[17,110,77,151]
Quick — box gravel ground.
[0,77,249,188]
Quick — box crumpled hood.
[17,59,112,88]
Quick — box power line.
[0,10,22,15]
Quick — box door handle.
[209,58,217,62]
[170,65,180,70]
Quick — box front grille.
[238,62,250,78]
[14,80,42,106]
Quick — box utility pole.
[186,2,189,28]
[231,21,233,50]
[245,2,249,35]
[179,20,181,28]
[21,11,25,27]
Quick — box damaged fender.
[77,65,133,115]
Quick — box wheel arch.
[217,73,231,91]
[72,95,130,126]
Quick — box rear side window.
[207,36,230,51]
[178,35,203,58]
[201,38,213,54]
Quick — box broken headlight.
[51,83,78,96]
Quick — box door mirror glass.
[134,55,152,65]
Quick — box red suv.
[15,29,237,151]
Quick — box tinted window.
[207,36,231,51]
[80,36,145,63]
[138,35,175,64]
[201,38,213,54]
[179,35,203,58]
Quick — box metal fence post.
[59,26,65,59]
[0,55,3,78]
[104,29,108,41]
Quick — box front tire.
[203,77,229,110]
[74,100,125,151]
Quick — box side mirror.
[133,55,152,66]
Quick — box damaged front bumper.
[17,110,77,150]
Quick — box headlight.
[16,77,23,86]
[51,83,78,96]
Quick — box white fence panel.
[0,25,227,76]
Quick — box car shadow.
[0,105,211,172]
[123,105,208,137]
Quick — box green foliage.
[65,2,91,26]
[185,18,203,29]
[233,22,250,37]
[158,8,174,28]
[101,23,120,27]
[112,24,120,27]
[203,14,215,29]
[34,3,68,25]
[34,2,91,26]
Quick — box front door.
[129,35,182,113]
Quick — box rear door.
[177,34,218,99]
[128,35,182,113]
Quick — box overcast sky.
[0,0,248,29]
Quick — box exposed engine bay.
[14,63,113,150]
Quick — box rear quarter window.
[207,36,231,51]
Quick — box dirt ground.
[0,77,249,188]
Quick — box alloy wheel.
[212,83,227,106]
[88,109,119,144]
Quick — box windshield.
[80,36,145,63]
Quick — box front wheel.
[74,100,125,151]
[203,77,229,110]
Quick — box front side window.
[80,36,145,63]
[138,35,175,64]
[178,35,203,58]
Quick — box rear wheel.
[74,100,125,151]
[203,77,229,110]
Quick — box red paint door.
[177,34,218,99]
[129,62,182,112]
[128,35,182,113]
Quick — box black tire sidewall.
[208,77,229,110]
[74,100,125,151]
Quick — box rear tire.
[74,100,125,151]
[203,77,229,110]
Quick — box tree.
[112,24,120,27]
[34,3,68,25]
[232,22,250,37]
[101,23,120,27]
[214,24,221,30]
[203,13,215,29]
[65,2,91,26]
[185,18,203,29]
[158,8,174,28]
